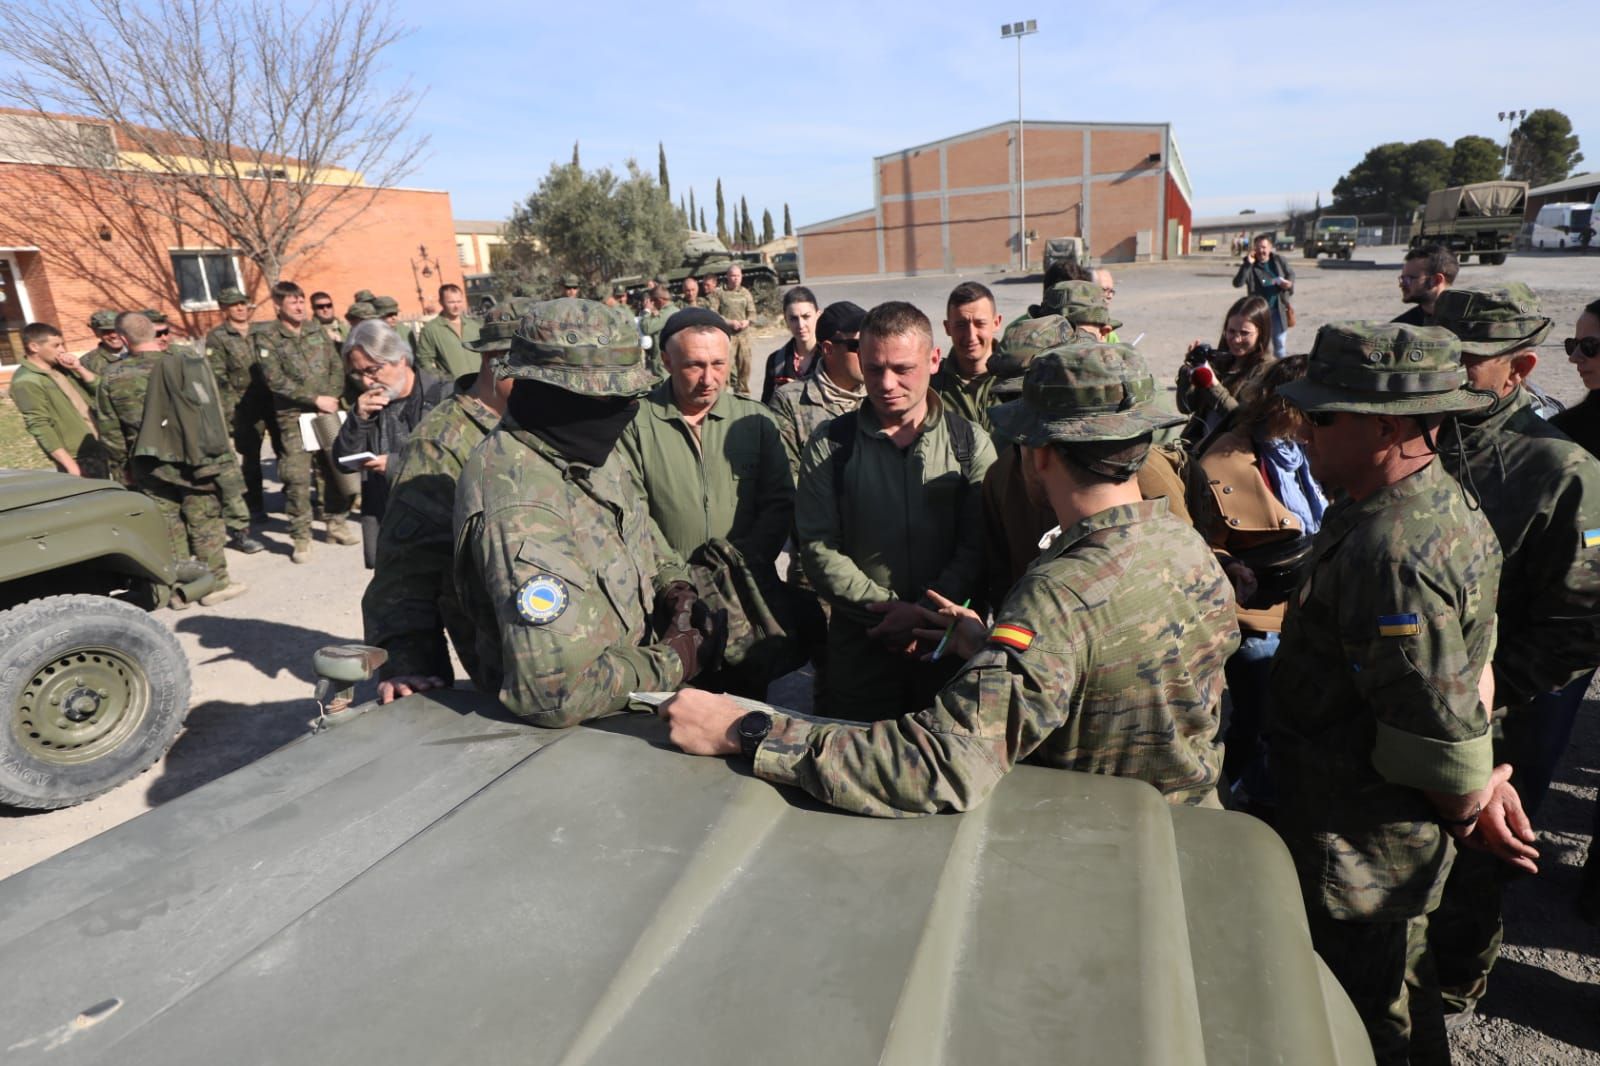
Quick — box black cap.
[816,301,867,342]
[658,307,731,356]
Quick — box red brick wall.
[881,198,944,275]
[946,190,1011,270]
[0,161,459,352]
[1166,172,1192,256]
[946,131,1010,189]
[1090,174,1162,261]
[878,149,941,199]
[1090,130,1161,176]
[799,215,878,278]
[1025,129,1084,182]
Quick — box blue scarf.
[1258,436,1326,532]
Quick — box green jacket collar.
[645,379,732,425]
[1317,459,1443,553]
[857,390,946,441]
[1041,498,1169,563]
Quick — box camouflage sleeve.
[257,340,319,411]
[923,425,997,609]
[795,429,894,620]
[735,408,794,566]
[8,376,68,457]
[318,336,346,400]
[1343,557,1494,795]
[753,586,1088,816]
[93,382,127,475]
[769,391,805,484]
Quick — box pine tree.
[571,141,580,168]
[783,203,793,236]
[658,142,670,199]
[689,188,697,230]
[739,197,751,246]
[715,179,727,244]
[761,208,774,246]
[679,194,687,224]
[699,206,707,231]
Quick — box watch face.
[738,711,771,740]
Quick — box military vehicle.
[1042,236,1086,274]
[773,251,801,283]
[0,645,1374,1064]
[1409,181,1526,265]
[0,471,206,810]
[1303,215,1359,259]
[660,231,783,316]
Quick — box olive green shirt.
[413,315,482,380]
[9,362,100,465]
[929,361,999,433]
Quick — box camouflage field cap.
[216,287,248,307]
[1277,322,1494,416]
[371,295,401,316]
[467,309,519,354]
[559,274,581,289]
[141,308,168,324]
[88,309,119,331]
[353,289,376,304]
[1028,280,1122,330]
[612,283,628,298]
[345,301,380,322]
[989,341,1184,445]
[1431,283,1553,358]
[990,314,1098,397]
[498,298,653,396]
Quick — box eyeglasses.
[312,302,334,311]
[1565,336,1600,359]
[828,337,861,352]
[351,363,390,381]
[1305,410,1338,428]
[153,328,170,338]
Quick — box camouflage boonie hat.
[371,295,401,316]
[990,341,1184,445]
[559,274,581,289]
[990,314,1099,397]
[1278,322,1494,416]
[1029,280,1121,330]
[1432,283,1553,358]
[88,309,119,331]
[216,287,248,307]
[141,308,168,324]
[467,309,519,354]
[353,289,376,304]
[345,301,380,322]
[498,298,653,396]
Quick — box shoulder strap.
[826,410,858,502]
[946,410,976,478]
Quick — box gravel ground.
[2,246,1596,1060]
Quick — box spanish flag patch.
[1377,613,1421,637]
[1583,528,1600,549]
[990,623,1036,652]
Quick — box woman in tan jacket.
[1175,295,1275,448]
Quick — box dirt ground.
[2,246,1597,1060]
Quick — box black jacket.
[334,370,451,522]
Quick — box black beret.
[817,301,867,342]
[658,307,731,354]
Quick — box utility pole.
[1001,20,1038,272]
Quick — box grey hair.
[343,319,412,366]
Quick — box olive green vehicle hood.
[0,469,122,511]
[0,694,1372,1065]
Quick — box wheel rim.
[13,646,151,766]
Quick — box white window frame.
[170,249,244,311]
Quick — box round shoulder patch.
[516,574,569,625]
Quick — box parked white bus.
[1531,201,1595,249]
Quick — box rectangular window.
[171,251,242,309]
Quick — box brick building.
[797,120,1193,280]
[454,219,506,276]
[0,110,461,373]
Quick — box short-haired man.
[255,280,356,562]
[363,314,517,704]
[80,310,127,376]
[1394,244,1459,326]
[795,301,995,721]
[10,322,108,478]
[95,311,247,606]
[370,295,415,351]
[699,267,722,310]
[310,291,347,345]
[413,283,482,380]
[201,287,269,550]
[761,286,819,403]
[1270,322,1536,1063]
[661,342,1239,814]
[639,284,680,375]
[1233,233,1294,357]
[1094,268,1121,343]
[930,281,1004,430]
[680,275,704,310]
[1426,284,1600,1021]
[559,274,581,299]
[714,263,757,396]
[619,308,793,692]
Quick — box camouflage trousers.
[138,471,229,586]
[1308,909,1450,1066]
[213,455,251,533]
[729,330,753,396]
[274,420,352,542]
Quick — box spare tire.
[0,594,190,809]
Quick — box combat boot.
[227,528,266,554]
[324,518,359,546]
[292,539,312,564]
[199,581,249,606]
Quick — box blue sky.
[386,0,1595,228]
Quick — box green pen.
[930,598,971,662]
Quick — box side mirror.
[311,644,389,725]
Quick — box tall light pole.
[1499,109,1527,178]
[1001,19,1037,271]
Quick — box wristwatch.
[736,710,772,760]
[1438,803,1482,828]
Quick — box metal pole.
[1017,33,1026,272]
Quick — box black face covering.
[507,379,639,468]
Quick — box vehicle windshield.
[1317,217,1358,232]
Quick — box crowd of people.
[10,240,1600,1064]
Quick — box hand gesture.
[908,589,987,663]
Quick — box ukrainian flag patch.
[1377,613,1420,637]
[990,623,1036,652]
[1583,528,1600,549]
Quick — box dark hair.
[1042,259,1093,293]
[860,301,933,349]
[1253,233,1275,247]
[1403,244,1460,285]
[1234,354,1309,438]
[271,280,304,301]
[1051,436,1151,485]
[438,283,463,299]
[21,322,61,349]
[1219,295,1274,367]
[947,280,996,314]
[310,290,332,304]
[782,286,818,313]
[1582,298,1600,319]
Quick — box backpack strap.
[945,410,976,480]
[826,409,859,503]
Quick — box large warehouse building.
[797,119,1193,279]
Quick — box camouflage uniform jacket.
[1439,386,1600,709]
[92,350,163,479]
[363,385,501,684]
[929,361,998,433]
[253,319,343,414]
[413,315,482,381]
[80,342,126,378]
[1270,460,1500,921]
[617,381,793,569]
[751,499,1238,814]
[204,321,257,420]
[716,285,756,326]
[767,369,865,484]
[797,393,995,626]
[452,415,692,727]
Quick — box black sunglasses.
[154,328,171,337]
[1305,410,1338,428]
[828,336,860,352]
[1565,337,1600,359]
[312,302,334,310]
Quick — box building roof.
[454,218,506,236]
[1528,171,1600,198]
[873,117,1173,164]
[1192,211,1291,230]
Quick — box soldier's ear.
[1509,350,1538,386]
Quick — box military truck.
[0,645,1375,1064]
[1042,236,1086,274]
[1409,181,1526,265]
[1303,215,1359,259]
[773,251,801,283]
[0,471,205,810]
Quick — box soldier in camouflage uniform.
[363,315,516,703]
[638,285,679,377]
[559,274,581,299]
[716,263,757,396]
[452,298,724,726]
[200,287,266,552]
[79,310,128,376]
[767,301,868,482]
[1269,322,1538,1065]
[310,291,347,346]
[254,280,355,561]
[371,295,415,351]
[661,341,1238,813]
[1424,285,1600,1020]
[929,281,1004,431]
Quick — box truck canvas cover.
[0,695,1372,1065]
[1424,182,1528,223]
